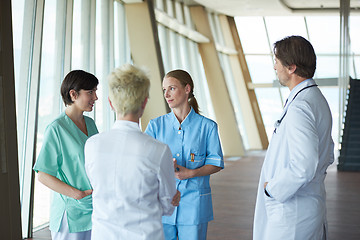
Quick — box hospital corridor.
[1,0,360,239]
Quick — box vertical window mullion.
[19,0,45,237]
[95,0,112,132]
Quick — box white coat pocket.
[264,196,284,223]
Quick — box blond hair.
[108,64,150,116]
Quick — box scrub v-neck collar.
[63,112,89,137]
[170,107,194,130]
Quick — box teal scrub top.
[33,112,98,233]
[145,108,224,225]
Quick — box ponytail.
[188,92,200,114]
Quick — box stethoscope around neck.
[273,84,318,134]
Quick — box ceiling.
[191,0,360,16]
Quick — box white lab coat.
[85,120,177,240]
[253,79,334,240]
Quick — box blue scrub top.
[145,108,224,225]
[33,112,98,233]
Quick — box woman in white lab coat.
[85,64,180,240]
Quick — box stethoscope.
[273,84,318,134]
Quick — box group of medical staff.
[34,66,223,240]
[34,35,334,240]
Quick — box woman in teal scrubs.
[33,70,99,240]
[145,70,224,240]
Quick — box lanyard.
[274,84,318,133]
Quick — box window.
[156,1,216,120]
[235,16,345,145]
[33,0,66,229]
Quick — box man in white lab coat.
[85,64,180,240]
[253,36,334,240]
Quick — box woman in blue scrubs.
[33,70,99,240]
[145,70,224,240]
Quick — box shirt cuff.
[205,158,224,168]
[264,186,273,198]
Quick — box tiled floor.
[208,151,360,240]
[207,152,262,240]
[30,151,360,239]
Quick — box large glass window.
[255,88,283,138]
[33,0,66,230]
[235,16,346,145]
[11,0,25,87]
[245,55,276,84]
[114,1,130,67]
[306,16,340,54]
[352,56,360,79]
[316,56,340,79]
[265,16,308,44]
[349,16,360,78]
[349,16,360,55]
[72,0,94,71]
[155,1,216,120]
[207,12,249,148]
[234,17,269,54]
[320,87,339,144]
[11,0,26,186]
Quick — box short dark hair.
[61,70,99,106]
[273,35,316,79]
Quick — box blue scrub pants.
[163,223,208,240]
